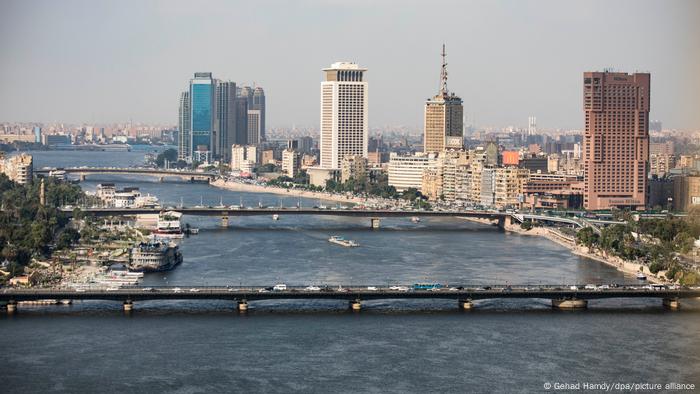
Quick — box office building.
[252,87,266,141]
[319,62,368,169]
[216,82,237,162]
[247,109,262,145]
[424,45,463,153]
[388,152,435,192]
[190,72,217,162]
[177,91,191,161]
[0,153,33,185]
[583,71,650,210]
[33,127,41,143]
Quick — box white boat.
[411,216,421,223]
[189,228,199,235]
[272,214,280,221]
[636,272,647,281]
[328,236,359,247]
[153,211,184,239]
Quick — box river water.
[2,150,699,393]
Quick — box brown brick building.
[583,71,650,210]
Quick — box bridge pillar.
[551,298,588,310]
[663,298,680,310]
[458,299,474,310]
[370,217,381,229]
[79,174,86,182]
[159,176,164,183]
[221,214,229,227]
[238,300,248,312]
[350,300,362,311]
[123,300,134,312]
[6,300,17,314]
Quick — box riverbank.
[211,178,368,204]
[503,223,666,284]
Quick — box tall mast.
[440,43,448,96]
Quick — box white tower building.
[319,62,368,169]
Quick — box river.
[1,149,699,393]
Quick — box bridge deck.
[2,286,698,302]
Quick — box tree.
[155,148,178,168]
[576,227,599,249]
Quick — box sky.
[1,0,699,130]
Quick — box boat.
[129,241,183,272]
[152,211,184,239]
[188,228,199,235]
[636,272,647,281]
[272,214,280,221]
[328,235,359,247]
[411,216,421,223]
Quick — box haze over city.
[1,0,699,130]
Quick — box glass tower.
[190,72,215,162]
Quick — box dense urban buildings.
[582,71,650,210]
[319,62,368,169]
[0,153,33,185]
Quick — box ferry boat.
[152,211,184,238]
[328,236,359,247]
[411,216,421,223]
[636,271,647,281]
[129,241,183,272]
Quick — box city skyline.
[1,0,699,130]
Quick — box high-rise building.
[252,87,266,141]
[33,127,41,143]
[177,91,190,161]
[190,72,217,163]
[282,149,301,178]
[247,109,262,145]
[424,45,463,153]
[0,153,33,185]
[319,62,368,169]
[388,152,435,192]
[528,116,537,136]
[582,71,650,210]
[235,93,249,146]
[217,81,237,162]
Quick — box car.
[258,288,269,293]
[304,286,321,291]
[143,287,154,292]
[173,287,183,293]
[273,284,287,291]
[189,288,200,292]
[448,287,459,291]
[75,288,86,292]
[366,286,378,291]
[389,286,409,292]
[570,286,578,290]
[227,288,236,292]
[584,284,597,290]
[106,287,119,291]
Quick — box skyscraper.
[235,93,249,146]
[177,91,190,161]
[528,116,537,135]
[252,87,266,141]
[217,81,237,162]
[247,109,262,144]
[319,62,368,169]
[190,72,217,163]
[583,71,650,210]
[424,45,463,154]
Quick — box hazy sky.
[1,0,699,130]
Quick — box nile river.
[1,149,699,393]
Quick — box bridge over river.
[36,167,217,182]
[2,285,698,312]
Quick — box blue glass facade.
[191,83,212,151]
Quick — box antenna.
[440,43,449,95]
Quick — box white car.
[304,286,321,291]
[389,286,409,292]
[366,286,378,291]
[584,284,597,290]
[273,284,287,291]
[173,287,183,293]
[189,288,200,292]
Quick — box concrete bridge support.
[370,217,381,229]
[497,215,513,229]
[158,176,164,183]
[79,174,86,182]
[221,214,229,227]
[350,300,362,311]
[6,300,17,314]
[458,299,474,310]
[238,300,248,312]
[123,300,133,312]
[551,298,588,309]
[663,298,680,310]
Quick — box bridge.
[2,285,697,313]
[36,167,218,182]
[61,207,510,228]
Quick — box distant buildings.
[582,71,650,210]
[424,45,463,154]
[231,145,258,173]
[0,153,33,185]
[177,73,266,164]
[319,62,368,169]
[340,155,367,183]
